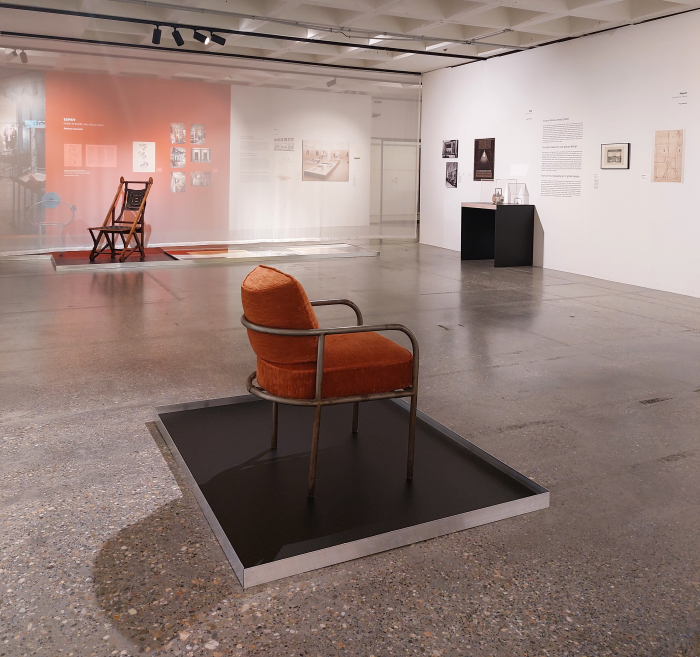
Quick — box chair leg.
[271,402,278,450]
[307,405,323,498]
[406,394,417,481]
[352,402,359,434]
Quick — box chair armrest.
[241,315,418,359]
[241,314,419,401]
[310,299,363,326]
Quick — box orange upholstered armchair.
[241,265,419,498]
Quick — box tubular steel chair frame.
[27,194,76,256]
[241,299,419,498]
[88,176,153,263]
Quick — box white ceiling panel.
[0,0,696,97]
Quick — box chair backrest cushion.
[241,265,319,364]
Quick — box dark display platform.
[461,203,535,267]
[154,396,548,588]
[50,247,175,271]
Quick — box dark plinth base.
[461,204,535,267]
[50,248,175,271]
[154,396,548,588]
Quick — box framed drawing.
[133,141,155,173]
[601,143,630,169]
[442,140,458,158]
[473,138,495,181]
[653,130,683,182]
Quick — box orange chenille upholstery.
[241,265,320,364]
[242,264,419,497]
[242,265,413,399]
[257,331,413,399]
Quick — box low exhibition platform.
[154,396,549,589]
[163,243,378,262]
[50,247,175,271]
[40,243,378,272]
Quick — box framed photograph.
[473,138,495,181]
[445,161,458,188]
[191,148,211,163]
[170,147,186,168]
[442,139,458,158]
[170,123,186,144]
[302,140,349,182]
[190,124,205,144]
[601,143,630,169]
[170,171,185,193]
[190,171,211,187]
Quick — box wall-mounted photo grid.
[169,124,209,190]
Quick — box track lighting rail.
[0,31,424,76]
[100,0,527,50]
[0,3,486,61]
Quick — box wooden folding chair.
[88,177,153,262]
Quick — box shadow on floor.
[91,424,240,650]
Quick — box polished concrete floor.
[1,244,699,657]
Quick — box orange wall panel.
[45,72,231,243]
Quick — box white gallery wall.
[420,12,700,298]
[230,87,371,242]
[371,98,421,140]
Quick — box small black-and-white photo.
[170,147,186,168]
[446,161,458,188]
[190,171,211,187]
[607,149,622,164]
[170,171,186,192]
[442,139,458,158]
[170,123,186,144]
[190,124,205,144]
[191,148,211,163]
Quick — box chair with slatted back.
[88,177,153,262]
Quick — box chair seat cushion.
[257,331,413,400]
[88,226,136,232]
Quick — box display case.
[508,183,529,205]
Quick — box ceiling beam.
[0,3,485,61]
[0,31,423,76]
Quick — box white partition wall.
[0,65,420,255]
[229,87,372,243]
[420,12,700,299]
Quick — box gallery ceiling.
[0,0,698,99]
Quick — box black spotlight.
[152,26,162,45]
[193,30,210,45]
[19,50,28,64]
[5,49,17,62]
[172,28,184,47]
[210,32,226,46]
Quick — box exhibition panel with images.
[0,67,421,256]
[420,10,700,298]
